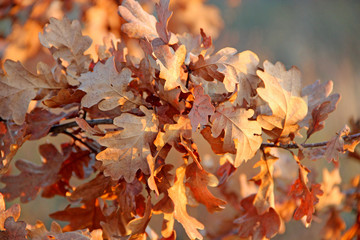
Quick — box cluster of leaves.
[1,0,360,239]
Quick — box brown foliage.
[0,1,359,240]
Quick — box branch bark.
[49,118,360,151]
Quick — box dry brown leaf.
[257,61,308,142]
[234,194,281,240]
[188,85,215,131]
[50,199,105,232]
[96,106,158,182]
[69,174,112,203]
[155,0,178,44]
[0,217,27,240]
[322,208,345,240]
[0,60,64,125]
[211,102,262,167]
[300,80,340,132]
[154,115,192,150]
[300,80,340,138]
[185,162,226,213]
[317,168,343,210]
[75,117,104,136]
[0,193,21,231]
[251,151,277,215]
[324,125,350,164]
[0,144,66,203]
[39,17,92,79]
[0,121,28,174]
[289,169,324,225]
[119,0,158,40]
[43,88,85,108]
[79,56,136,111]
[306,95,340,139]
[157,45,188,92]
[128,197,152,239]
[191,48,259,95]
[27,221,99,240]
[26,108,75,140]
[168,165,204,240]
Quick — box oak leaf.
[79,56,136,111]
[191,48,259,96]
[43,88,85,108]
[211,102,262,167]
[0,121,28,174]
[0,193,21,231]
[69,174,112,203]
[300,80,340,138]
[25,107,76,140]
[50,199,105,231]
[322,208,346,240]
[234,194,281,240]
[251,151,277,215]
[43,144,95,198]
[0,60,65,125]
[96,106,158,182]
[168,165,204,240]
[155,0,178,44]
[27,221,99,240]
[188,85,215,131]
[119,0,158,40]
[0,217,26,240]
[39,17,92,79]
[157,45,188,92]
[185,162,226,213]
[289,170,324,224]
[0,144,66,203]
[216,159,237,186]
[257,61,308,142]
[128,197,152,239]
[154,115,192,150]
[324,125,349,164]
[317,168,343,210]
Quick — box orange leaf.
[234,194,281,239]
[119,0,158,40]
[96,106,158,182]
[188,85,215,131]
[0,144,66,203]
[185,162,226,213]
[251,151,277,215]
[168,165,204,240]
[211,102,262,167]
[257,61,308,142]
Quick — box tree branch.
[49,118,113,134]
[261,132,360,149]
[62,130,100,153]
[49,118,360,151]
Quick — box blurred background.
[1,0,360,239]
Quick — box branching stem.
[49,118,113,134]
[261,132,360,149]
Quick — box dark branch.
[62,130,100,153]
[261,132,360,149]
[49,118,360,151]
[49,118,113,134]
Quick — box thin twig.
[261,132,360,149]
[62,130,99,153]
[49,118,360,151]
[49,118,113,134]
